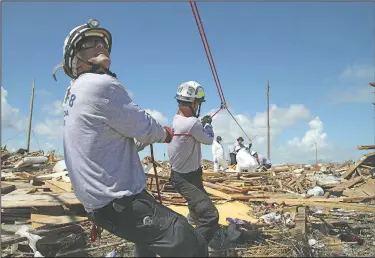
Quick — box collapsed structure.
[1,146,375,257]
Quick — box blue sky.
[2,2,374,164]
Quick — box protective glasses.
[77,37,109,51]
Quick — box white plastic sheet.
[14,156,48,169]
[14,225,44,256]
[236,149,258,172]
[307,186,324,196]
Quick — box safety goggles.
[77,37,109,51]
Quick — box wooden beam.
[357,145,375,150]
[2,192,80,208]
[204,186,232,200]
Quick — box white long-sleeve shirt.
[231,141,245,154]
[63,73,167,213]
[212,140,224,160]
[168,115,214,173]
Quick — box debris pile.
[2,151,375,257]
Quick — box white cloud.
[204,106,357,164]
[34,119,64,140]
[1,87,28,131]
[339,63,374,82]
[145,109,168,125]
[43,100,64,116]
[336,63,375,103]
[336,87,374,103]
[288,116,327,150]
[208,104,310,147]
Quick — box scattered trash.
[105,250,116,257]
[1,150,374,257]
[307,186,324,196]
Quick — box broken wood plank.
[45,180,72,193]
[342,152,375,179]
[271,166,290,172]
[204,186,232,200]
[329,177,363,193]
[358,145,375,150]
[2,192,80,208]
[203,181,242,193]
[29,214,87,229]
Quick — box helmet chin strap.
[76,55,117,78]
[178,103,201,118]
[189,103,202,118]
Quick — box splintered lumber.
[204,186,232,200]
[203,181,242,193]
[272,166,290,172]
[2,192,80,208]
[45,180,72,193]
[357,145,375,150]
[343,179,375,198]
[29,214,87,229]
[342,152,375,179]
[329,177,364,193]
[260,198,375,213]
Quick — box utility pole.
[315,142,318,165]
[26,79,35,153]
[370,82,375,145]
[267,80,270,160]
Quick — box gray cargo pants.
[88,190,208,257]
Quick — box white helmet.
[175,81,206,104]
[251,151,257,156]
[53,19,112,81]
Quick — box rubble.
[2,150,375,257]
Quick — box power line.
[31,129,41,151]
[3,130,26,144]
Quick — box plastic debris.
[307,186,324,196]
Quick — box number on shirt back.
[63,86,76,126]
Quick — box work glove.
[201,115,212,126]
[163,126,173,143]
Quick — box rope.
[226,108,252,141]
[150,1,254,204]
[189,1,226,104]
[31,129,41,151]
[150,144,163,204]
[3,130,26,144]
[190,0,252,142]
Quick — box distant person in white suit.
[211,136,228,172]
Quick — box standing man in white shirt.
[229,137,245,165]
[168,81,229,251]
[212,136,228,172]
